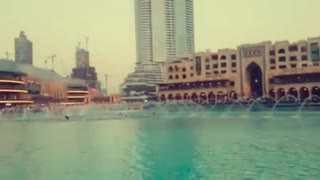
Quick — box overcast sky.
[1,0,319,93]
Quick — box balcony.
[0,89,28,93]
[269,66,320,76]
[159,80,229,92]
[269,73,320,85]
[0,99,33,104]
[67,96,86,99]
[0,79,25,84]
[67,90,89,94]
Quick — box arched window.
[278,49,285,54]
[300,87,309,100]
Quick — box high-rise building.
[75,44,90,68]
[71,43,99,90]
[135,0,194,63]
[14,31,33,65]
[121,0,194,102]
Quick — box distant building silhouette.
[15,31,33,65]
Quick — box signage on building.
[241,46,264,58]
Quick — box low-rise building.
[158,36,320,102]
[0,59,91,106]
[120,62,165,102]
[0,62,33,107]
[63,78,89,105]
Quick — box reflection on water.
[0,111,320,179]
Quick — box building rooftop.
[19,64,63,82]
[63,78,87,87]
[0,59,64,82]
[0,60,26,75]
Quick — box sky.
[1,0,320,94]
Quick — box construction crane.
[5,52,12,60]
[46,55,56,71]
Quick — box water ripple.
[0,110,320,179]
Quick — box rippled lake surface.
[0,110,320,179]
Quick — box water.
[0,105,320,179]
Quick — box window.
[183,74,187,79]
[220,55,226,60]
[195,56,202,73]
[230,81,235,86]
[221,62,227,68]
[301,46,307,52]
[221,70,227,74]
[232,70,237,73]
[289,45,298,52]
[311,43,320,61]
[182,67,186,72]
[279,57,286,62]
[211,54,218,60]
[197,72,201,76]
[270,59,276,64]
[190,66,194,70]
[214,71,219,74]
[302,55,308,61]
[289,56,297,61]
[205,65,210,70]
[270,66,276,70]
[169,75,173,80]
[302,64,308,67]
[291,64,297,68]
[270,50,275,56]
[175,75,179,79]
[231,62,236,68]
[190,73,194,77]
[205,58,210,63]
[168,66,173,72]
[213,64,218,69]
[231,54,236,60]
[279,65,286,69]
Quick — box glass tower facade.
[135,0,194,63]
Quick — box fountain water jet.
[296,95,320,117]
[246,98,260,113]
[271,95,298,113]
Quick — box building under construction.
[71,41,100,94]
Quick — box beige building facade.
[158,37,320,102]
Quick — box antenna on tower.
[85,37,89,51]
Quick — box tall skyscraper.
[75,44,90,68]
[135,0,194,63]
[14,31,33,65]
